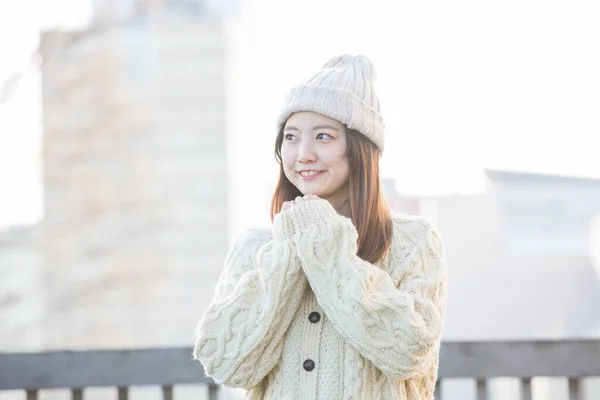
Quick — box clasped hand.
[281,195,320,213]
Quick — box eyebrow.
[312,124,340,131]
[284,124,340,132]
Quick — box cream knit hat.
[276,54,385,152]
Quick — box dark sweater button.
[303,359,315,371]
[308,311,321,323]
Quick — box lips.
[298,170,325,180]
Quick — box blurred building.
[396,169,600,340]
[34,0,229,349]
[387,169,600,400]
[0,226,43,350]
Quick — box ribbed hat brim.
[276,84,385,151]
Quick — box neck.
[335,198,351,217]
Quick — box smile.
[299,170,324,180]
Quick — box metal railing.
[436,339,600,399]
[0,347,217,400]
[1,340,599,399]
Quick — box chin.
[298,186,321,197]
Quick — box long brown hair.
[270,126,393,265]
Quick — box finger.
[294,196,304,204]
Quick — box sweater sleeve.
[193,226,308,388]
[277,199,447,381]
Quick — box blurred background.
[1,0,599,399]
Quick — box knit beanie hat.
[276,54,385,152]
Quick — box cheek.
[280,147,290,164]
[330,155,350,182]
[339,161,350,181]
[280,148,295,172]
[323,148,348,171]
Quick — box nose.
[297,140,317,163]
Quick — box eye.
[316,133,332,140]
[284,133,296,141]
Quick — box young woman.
[194,54,448,399]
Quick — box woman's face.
[281,112,350,209]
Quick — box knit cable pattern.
[194,227,308,387]
[194,199,447,399]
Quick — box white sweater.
[194,199,447,399]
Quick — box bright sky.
[1,0,600,229]
[0,0,91,228]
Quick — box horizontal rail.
[438,339,600,378]
[1,339,599,391]
[0,347,211,390]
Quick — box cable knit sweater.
[194,199,447,399]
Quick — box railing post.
[476,378,487,400]
[568,378,582,400]
[71,388,83,400]
[520,378,532,400]
[208,383,219,400]
[118,386,129,400]
[162,385,173,400]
